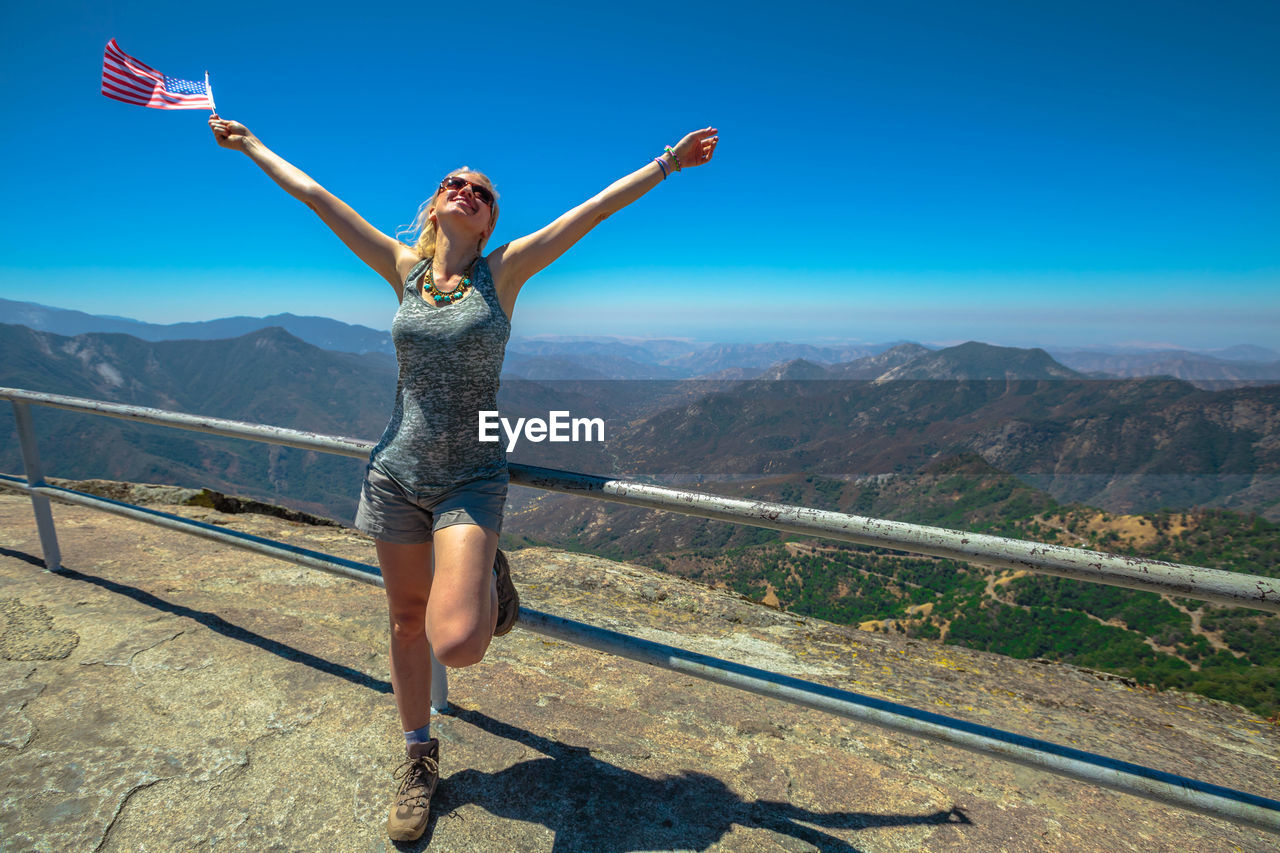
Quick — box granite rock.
[0,488,1276,852]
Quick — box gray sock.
[404,723,431,747]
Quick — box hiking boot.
[387,738,439,841]
[493,548,520,637]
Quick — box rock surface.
[0,486,1277,852]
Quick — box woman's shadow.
[409,705,969,852]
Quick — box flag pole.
[205,71,216,112]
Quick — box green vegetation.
[1009,578,1194,641]
[947,601,1191,681]
[634,466,1280,720]
[510,454,1278,719]
[778,476,846,512]
[1143,509,1280,577]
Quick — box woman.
[208,113,718,841]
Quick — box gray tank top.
[369,256,511,492]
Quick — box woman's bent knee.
[430,627,491,668]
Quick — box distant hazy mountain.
[1047,343,1280,362]
[0,298,393,355]
[756,359,834,380]
[502,351,687,380]
[660,341,877,374]
[694,366,766,381]
[5,325,1280,522]
[507,337,709,364]
[1050,347,1280,388]
[8,297,1278,388]
[1208,344,1280,361]
[3,300,908,379]
[0,323,397,520]
[876,342,1082,381]
[602,349,1279,516]
[742,344,937,381]
[506,338,891,379]
[829,343,933,379]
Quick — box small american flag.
[101,39,215,110]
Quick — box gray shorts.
[354,464,508,544]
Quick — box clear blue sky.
[2,0,1277,349]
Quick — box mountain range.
[0,323,395,519]
[0,297,396,357]
[5,298,1278,386]
[1049,347,1280,386]
[4,319,1279,525]
[4,316,1277,719]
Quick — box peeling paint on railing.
[506,464,1278,613]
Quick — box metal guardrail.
[5,389,1275,613]
[2,386,1278,835]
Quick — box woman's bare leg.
[426,523,500,667]
[377,540,435,733]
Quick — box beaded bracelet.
[652,156,668,179]
[664,146,682,171]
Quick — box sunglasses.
[438,175,495,208]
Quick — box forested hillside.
[508,456,1280,718]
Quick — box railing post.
[10,401,61,571]
[430,649,448,714]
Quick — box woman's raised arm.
[209,115,416,296]
[488,127,718,313]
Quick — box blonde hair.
[397,167,500,260]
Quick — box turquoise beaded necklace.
[424,258,476,305]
